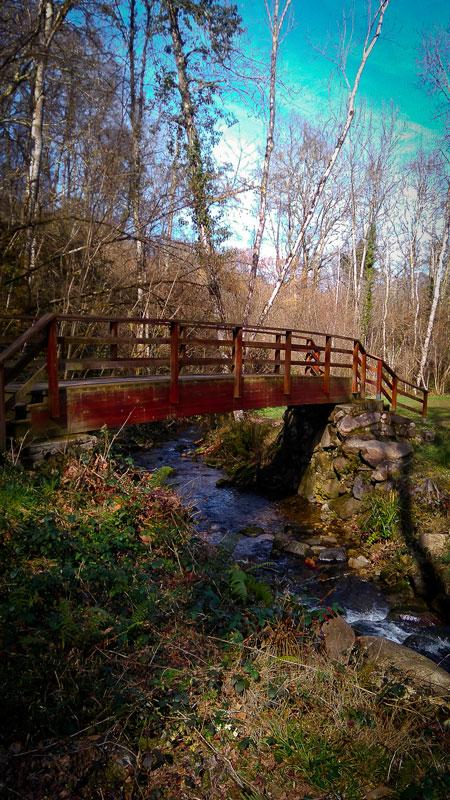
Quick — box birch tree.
[243,0,292,325]
[24,0,74,276]
[417,187,450,387]
[257,0,391,325]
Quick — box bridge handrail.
[0,313,429,451]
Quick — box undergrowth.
[196,419,275,487]
[0,450,448,799]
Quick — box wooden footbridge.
[0,314,428,451]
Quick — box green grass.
[253,406,286,420]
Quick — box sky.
[216,0,448,248]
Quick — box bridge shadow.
[257,403,335,497]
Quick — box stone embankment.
[296,400,420,516]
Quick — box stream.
[134,425,450,670]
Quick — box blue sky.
[232,0,447,150]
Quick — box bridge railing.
[0,314,429,449]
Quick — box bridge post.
[422,388,428,418]
[170,321,180,404]
[352,340,359,394]
[283,330,292,396]
[360,347,367,399]
[274,333,281,374]
[323,335,332,396]
[233,326,243,399]
[109,320,118,360]
[391,375,398,411]
[376,358,383,399]
[0,365,6,452]
[47,318,60,419]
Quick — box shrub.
[361,491,400,544]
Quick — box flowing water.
[134,425,450,670]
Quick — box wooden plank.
[422,389,428,418]
[181,336,233,347]
[63,358,170,370]
[376,359,383,398]
[352,341,359,394]
[397,400,423,415]
[233,326,243,399]
[180,357,229,367]
[381,385,391,403]
[58,335,171,347]
[65,375,354,434]
[4,334,47,383]
[47,317,60,419]
[0,365,5,451]
[284,330,292,396]
[0,313,55,366]
[274,333,281,374]
[170,321,180,404]
[360,349,367,399]
[397,388,422,403]
[391,375,398,411]
[109,321,118,360]
[323,335,331,396]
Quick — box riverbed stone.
[322,616,355,662]
[357,635,450,694]
[233,533,273,562]
[348,555,371,571]
[238,525,266,538]
[317,547,347,563]
[329,495,361,519]
[274,532,312,558]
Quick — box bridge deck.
[0,314,428,449]
[28,373,352,435]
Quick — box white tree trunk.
[417,193,450,387]
[257,0,391,326]
[243,0,292,325]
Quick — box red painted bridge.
[0,314,428,451]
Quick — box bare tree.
[243,0,292,325]
[257,0,391,325]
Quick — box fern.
[228,566,248,602]
[228,566,273,606]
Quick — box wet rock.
[238,525,266,538]
[328,575,390,622]
[320,535,338,546]
[403,629,450,668]
[318,547,347,563]
[329,495,361,519]
[274,532,312,558]
[322,616,355,662]
[348,555,371,571]
[357,635,450,694]
[233,534,273,561]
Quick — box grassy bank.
[0,446,449,799]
